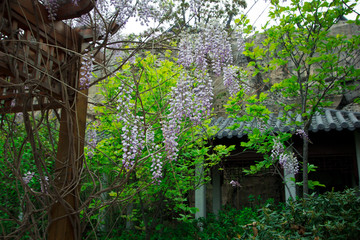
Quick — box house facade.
[195,109,360,218]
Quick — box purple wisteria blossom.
[117,85,145,169]
[296,129,311,142]
[270,138,284,161]
[150,149,162,183]
[279,152,299,175]
[223,65,241,97]
[191,71,213,125]
[236,32,246,53]
[230,180,241,187]
[79,52,93,90]
[44,0,60,20]
[189,0,201,15]
[87,129,97,159]
[146,129,163,183]
[178,23,233,75]
[162,71,213,161]
[22,171,35,184]
[223,65,250,97]
[40,176,49,193]
[271,138,299,174]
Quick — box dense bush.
[106,188,360,239]
[241,188,360,239]
[109,200,261,239]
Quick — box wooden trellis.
[0,0,85,113]
[0,0,96,239]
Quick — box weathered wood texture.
[0,1,94,239]
[0,0,87,114]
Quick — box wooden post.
[48,71,88,239]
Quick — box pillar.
[212,167,221,216]
[195,162,206,219]
[284,171,296,201]
[355,130,360,187]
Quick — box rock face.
[212,20,360,116]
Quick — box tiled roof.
[211,109,360,139]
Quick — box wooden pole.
[48,84,88,239]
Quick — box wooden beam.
[8,0,82,49]
[0,102,63,114]
[55,0,95,21]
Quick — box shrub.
[241,188,360,239]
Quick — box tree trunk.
[302,130,309,196]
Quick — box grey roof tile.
[212,109,360,139]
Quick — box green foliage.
[104,189,360,239]
[83,52,235,236]
[241,188,360,240]
[227,0,360,194]
[0,113,58,237]
[107,204,260,240]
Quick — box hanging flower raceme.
[117,85,145,170]
[230,180,241,187]
[271,138,299,175]
[189,0,202,15]
[178,22,233,75]
[236,32,246,53]
[223,65,250,97]
[22,171,49,193]
[79,52,93,90]
[191,71,213,125]
[44,0,60,20]
[296,129,311,143]
[22,171,35,184]
[223,65,241,97]
[87,129,97,159]
[146,128,163,183]
[162,72,213,161]
[279,152,299,175]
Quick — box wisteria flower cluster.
[22,171,35,184]
[117,85,145,169]
[271,138,299,174]
[178,23,233,75]
[189,0,202,15]
[230,180,241,187]
[296,129,311,142]
[223,65,250,97]
[44,0,60,20]
[279,152,299,175]
[223,65,241,97]
[85,0,167,33]
[79,52,93,90]
[162,71,213,161]
[236,31,246,53]
[146,128,163,183]
[191,71,213,125]
[43,0,81,20]
[22,171,49,193]
[40,176,49,193]
[87,129,97,159]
